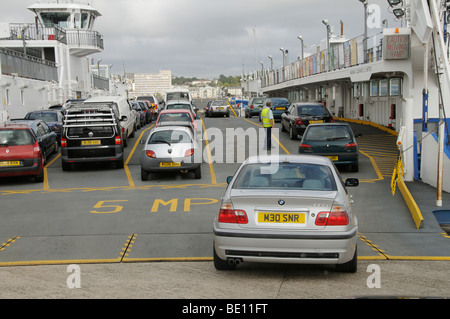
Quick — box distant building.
[189,86,221,99]
[132,70,172,97]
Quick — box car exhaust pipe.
[227,258,243,266]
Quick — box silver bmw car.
[140,126,202,180]
[213,155,359,272]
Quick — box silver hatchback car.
[140,126,202,180]
[213,155,359,272]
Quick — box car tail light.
[218,203,248,224]
[146,150,156,158]
[345,142,357,150]
[315,206,349,226]
[184,148,194,157]
[295,118,304,125]
[299,143,312,150]
[33,141,41,154]
[61,138,67,147]
[250,104,254,109]
[330,117,335,123]
[115,136,122,145]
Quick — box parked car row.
[139,90,202,181]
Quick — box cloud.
[1,0,401,78]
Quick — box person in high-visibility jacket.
[261,100,274,150]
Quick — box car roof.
[0,123,31,129]
[84,96,125,103]
[307,122,350,127]
[243,154,331,166]
[159,109,191,114]
[166,99,191,105]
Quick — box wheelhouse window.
[41,12,71,28]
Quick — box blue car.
[24,110,64,144]
[259,97,290,121]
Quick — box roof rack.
[63,103,118,128]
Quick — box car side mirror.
[345,178,359,187]
[226,176,233,184]
[355,133,362,138]
[121,116,128,121]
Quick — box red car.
[0,123,45,182]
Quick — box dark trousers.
[265,127,272,150]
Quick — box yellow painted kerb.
[397,176,424,229]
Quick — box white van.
[165,88,192,104]
[83,96,136,147]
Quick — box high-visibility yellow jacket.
[261,107,272,128]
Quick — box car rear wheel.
[213,244,236,271]
[335,247,357,273]
[34,170,44,183]
[141,168,149,181]
[193,166,201,179]
[289,126,297,140]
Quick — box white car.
[213,154,359,272]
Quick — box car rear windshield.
[0,129,34,146]
[166,104,191,111]
[233,162,337,191]
[148,130,192,144]
[211,101,228,106]
[304,125,352,142]
[159,113,192,122]
[270,98,289,106]
[26,112,58,122]
[298,105,329,117]
[67,126,114,138]
[252,98,265,105]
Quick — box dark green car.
[299,123,359,172]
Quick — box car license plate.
[216,107,223,110]
[327,156,338,161]
[309,120,323,124]
[0,161,21,167]
[258,212,305,224]
[160,162,181,167]
[82,140,101,145]
[275,107,285,110]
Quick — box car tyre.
[34,169,44,183]
[62,160,71,171]
[351,164,359,172]
[289,126,297,140]
[335,247,357,273]
[213,244,236,271]
[193,166,201,179]
[141,168,149,181]
[281,122,286,132]
[116,158,124,169]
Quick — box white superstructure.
[0,0,125,120]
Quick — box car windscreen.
[26,112,58,122]
[232,162,337,191]
[297,105,328,117]
[252,98,265,105]
[304,125,352,142]
[67,126,114,138]
[0,129,34,146]
[148,130,192,144]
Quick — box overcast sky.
[1,0,402,79]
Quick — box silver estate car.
[213,155,359,272]
[140,126,202,180]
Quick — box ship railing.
[2,23,67,44]
[0,48,58,82]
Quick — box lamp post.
[280,47,286,67]
[297,35,304,60]
[268,55,273,71]
[359,0,368,63]
[322,19,331,70]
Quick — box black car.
[259,97,290,122]
[9,119,58,163]
[24,110,65,144]
[61,104,125,170]
[281,102,334,140]
[299,122,359,172]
